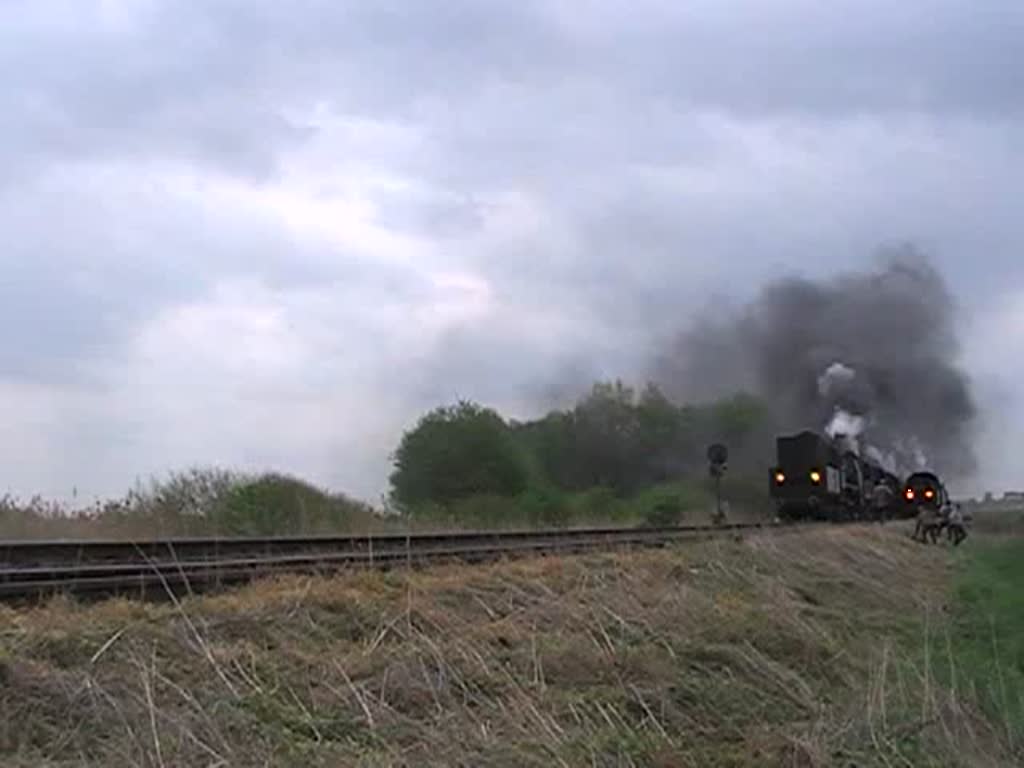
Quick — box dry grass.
[0,526,1016,767]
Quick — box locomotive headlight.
[906,488,915,500]
[925,489,934,499]
[809,470,822,484]
[774,471,786,484]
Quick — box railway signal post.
[707,443,729,524]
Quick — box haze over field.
[1,1,1021,504]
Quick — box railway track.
[0,520,831,603]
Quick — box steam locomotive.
[768,430,929,522]
[902,471,950,512]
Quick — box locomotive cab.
[770,431,846,520]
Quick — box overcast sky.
[1,0,1021,505]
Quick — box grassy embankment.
[0,524,1020,767]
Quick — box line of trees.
[0,380,778,539]
[388,381,777,527]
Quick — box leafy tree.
[709,392,769,445]
[702,392,774,475]
[636,383,685,484]
[512,410,580,492]
[565,380,642,493]
[389,401,529,510]
[510,411,573,491]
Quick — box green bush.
[567,486,627,524]
[447,494,523,529]
[215,473,376,536]
[516,487,570,528]
[632,483,710,527]
[0,467,381,539]
[218,474,319,535]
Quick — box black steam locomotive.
[902,471,949,514]
[768,430,906,521]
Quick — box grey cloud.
[202,0,1024,120]
[0,164,430,384]
[0,1,563,181]
[4,0,1021,186]
[371,188,486,240]
[604,1,1023,118]
[0,0,1021,501]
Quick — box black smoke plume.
[653,249,977,479]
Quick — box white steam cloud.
[825,408,866,440]
[820,362,867,454]
[818,362,857,399]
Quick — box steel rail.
[0,520,835,602]
[0,522,768,568]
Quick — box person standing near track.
[871,480,894,523]
[914,504,941,543]
[946,502,968,546]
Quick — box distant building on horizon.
[963,490,1024,508]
